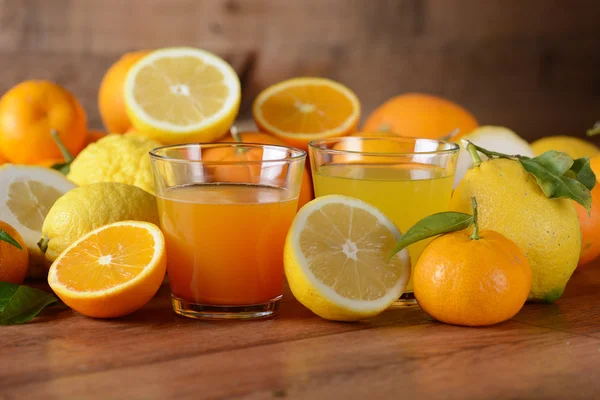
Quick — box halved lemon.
[48,221,166,318]
[124,47,241,144]
[0,165,76,277]
[253,77,360,150]
[284,195,410,321]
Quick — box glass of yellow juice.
[308,136,459,304]
[150,143,306,319]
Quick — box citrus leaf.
[0,228,22,250]
[529,151,573,175]
[0,282,60,325]
[51,162,70,175]
[388,212,473,261]
[570,158,596,191]
[520,157,592,211]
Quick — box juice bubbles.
[157,183,297,305]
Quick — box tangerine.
[575,156,600,266]
[99,50,150,133]
[0,220,29,284]
[0,80,87,164]
[414,225,531,326]
[362,93,478,140]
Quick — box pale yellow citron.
[48,221,166,318]
[531,136,600,159]
[124,47,241,145]
[253,77,361,150]
[41,182,159,263]
[0,164,76,278]
[284,195,411,321]
[67,133,160,194]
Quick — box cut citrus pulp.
[0,165,76,277]
[124,47,241,144]
[253,77,360,149]
[284,195,411,321]
[48,221,167,318]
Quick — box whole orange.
[576,156,600,266]
[215,131,314,210]
[414,229,531,326]
[362,93,478,140]
[0,220,29,284]
[0,80,87,164]
[86,129,107,145]
[98,50,150,133]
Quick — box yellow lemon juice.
[313,163,454,291]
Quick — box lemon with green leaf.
[450,142,593,302]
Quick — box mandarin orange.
[414,229,531,326]
[0,80,87,164]
[362,93,478,140]
[575,156,600,266]
[99,50,150,133]
[0,220,29,284]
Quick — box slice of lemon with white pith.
[0,165,76,277]
[284,195,411,321]
[124,47,241,145]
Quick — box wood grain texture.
[0,0,598,142]
[1,262,600,399]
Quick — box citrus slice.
[0,165,76,277]
[253,77,360,150]
[48,221,166,318]
[284,195,411,321]
[124,47,241,145]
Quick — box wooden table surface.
[2,262,600,400]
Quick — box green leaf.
[51,162,70,175]
[529,151,573,175]
[0,282,60,325]
[570,158,596,191]
[0,228,22,250]
[520,157,592,211]
[389,212,473,261]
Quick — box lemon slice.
[0,165,76,277]
[124,46,241,144]
[48,221,166,318]
[284,195,411,321]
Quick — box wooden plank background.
[0,0,598,142]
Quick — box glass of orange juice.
[150,143,306,319]
[308,136,459,305]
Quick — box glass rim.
[308,136,460,157]
[149,142,307,165]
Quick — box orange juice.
[156,183,298,305]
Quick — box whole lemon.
[67,133,160,194]
[450,158,581,303]
[40,182,159,263]
[531,136,599,159]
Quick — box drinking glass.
[150,143,306,319]
[308,136,459,305]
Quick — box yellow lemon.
[531,136,599,159]
[124,47,241,145]
[48,221,166,318]
[284,195,411,321]
[67,133,160,194]
[450,158,580,302]
[40,182,159,263]
[0,164,76,277]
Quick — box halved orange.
[253,77,360,150]
[48,221,167,318]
